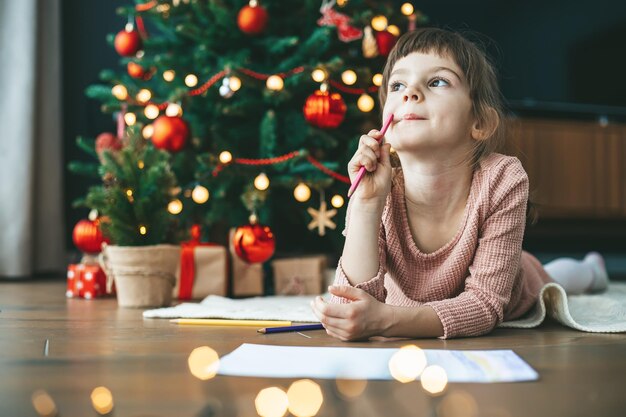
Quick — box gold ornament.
[307,201,337,236]
[362,26,379,58]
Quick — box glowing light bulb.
[139,225,147,235]
[165,103,182,117]
[389,345,427,383]
[168,199,183,214]
[137,160,145,169]
[124,112,137,125]
[401,3,415,16]
[184,74,198,87]
[254,173,270,190]
[144,104,160,119]
[387,25,400,36]
[163,70,175,82]
[372,73,383,86]
[266,75,284,91]
[357,94,375,112]
[192,185,209,204]
[287,379,324,417]
[229,76,242,91]
[331,194,344,208]
[136,89,152,103]
[125,189,133,198]
[91,387,114,415]
[142,124,154,139]
[188,346,220,380]
[255,387,289,417]
[31,390,57,417]
[293,183,311,202]
[371,15,388,31]
[311,68,327,83]
[341,70,357,86]
[421,365,448,394]
[111,84,128,100]
[219,151,233,164]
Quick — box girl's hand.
[348,130,392,203]
[310,285,390,341]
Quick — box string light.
[331,194,344,208]
[125,189,133,198]
[311,68,327,83]
[388,345,427,383]
[421,365,448,394]
[188,346,220,380]
[266,75,284,91]
[163,70,175,82]
[31,390,57,417]
[139,225,147,235]
[387,25,400,36]
[184,74,198,87]
[255,387,289,417]
[341,70,357,85]
[371,15,388,31]
[111,85,128,100]
[144,104,160,119]
[254,173,270,190]
[165,103,183,117]
[192,185,209,204]
[287,379,323,417]
[372,73,383,86]
[229,76,242,91]
[357,94,375,112]
[293,183,311,202]
[91,386,114,415]
[124,112,137,125]
[168,199,183,214]
[136,88,152,103]
[142,124,154,139]
[137,160,145,169]
[219,151,233,164]
[401,3,415,16]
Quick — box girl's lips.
[402,113,426,120]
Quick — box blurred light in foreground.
[335,379,367,399]
[255,387,289,417]
[421,365,448,394]
[31,390,57,417]
[168,199,183,214]
[188,346,220,380]
[293,183,311,202]
[287,379,323,417]
[219,151,233,164]
[331,194,344,208]
[91,386,114,415]
[192,185,210,204]
[437,390,478,417]
[388,345,427,383]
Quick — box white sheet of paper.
[218,343,538,383]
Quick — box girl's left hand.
[310,286,390,341]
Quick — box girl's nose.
[403,91,419,102]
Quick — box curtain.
[0,0,64,277]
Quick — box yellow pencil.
[170,319,292,327]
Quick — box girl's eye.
[429,77,450,87]
[389,81,405,92]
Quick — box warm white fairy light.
[168,199,183,214]
[229,76,242,91]
[142,124,154,139]
[388,345,427,383]
[163,70,175,82]
[266,75,284,91]
[255,387,289,417]
[91,386,114,415]
[311,68,327,83]
[188,346,220,380]
[136,89,152,103]
[123,112,137,125]
[192,185,209,204]
[219,151,233,164]
[184,74,198,87]
[254,173,270,191]
[31,390,57,417]
[137,160,145,169]
[372,73,383,86]
[371,15,388,31]
[287,379,323,417]
[341,70,357,85]
[401,3,415,16]
[111,84,128,100]
[165,103,183,117]
[144,104,160,119]
[387,25,400,36]
[357,94,375,112]
[331,194,344,208]
[293,183,311,202]
[421,365,448,394]
[138,225,147,235]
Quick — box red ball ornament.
[127,62,152,80]
[232,222,275,263]
[95,132,122,159]
[375,30,398,57]
[151,115,189,153]
[114,29,142,57]
[73,219,109,254]
[303,90,347,129]
[237,3,268,35]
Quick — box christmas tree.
[70,0,427,256]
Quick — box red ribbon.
[178,226,218,300]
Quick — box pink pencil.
[347,113,394,198]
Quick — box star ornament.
[307,201,337,236]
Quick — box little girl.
[311,27,609,340]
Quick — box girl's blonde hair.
[379,27,505,167]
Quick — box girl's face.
[383,51,476,156]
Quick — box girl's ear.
[471,107,499,141]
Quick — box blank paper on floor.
[218,343,538,383]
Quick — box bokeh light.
[287,379,323,417]
[388,345,427,383]
[91,386,114,415]
[255,387,289,417]
[421,365,448,394]
[188,346,220,380]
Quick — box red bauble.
[114,29,142,57]
[303,90,347,129]
[237,4,268,35]
[127,62,152,80]
[233,223,275,263]
[151,116,189,153]
[95,132,122,159]
[375,30,398,57]
[73,219,109,254]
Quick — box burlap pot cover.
[100,244,181,308]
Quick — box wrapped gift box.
[271,255,328,295]
[66,263,111,299]
[229,228,264,297]
[174,244,228,300]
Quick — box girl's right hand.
[348,129,392,203]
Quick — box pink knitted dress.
[332,153,553,339]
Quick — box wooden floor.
[1,280,626,417]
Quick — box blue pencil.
[257,323,324,334]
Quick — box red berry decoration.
[303,90,347,129]
[237,2,268,35]
[151,115,189,153]
[73,219,109,254]
[375,30,398,57]
[114,29,142,57]
[95,132,122,160]
[232,222,275,263]
[127,62,152,80]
